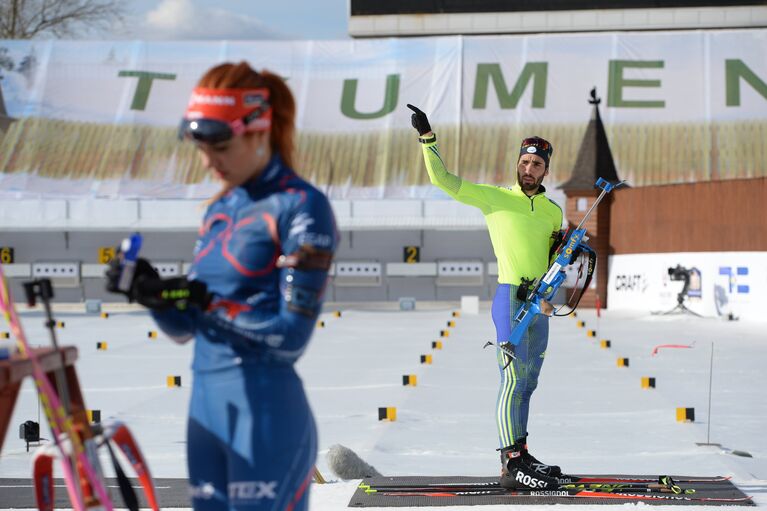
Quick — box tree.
[0,0,124,39]
[0,48,14,79]
[17,52,37,81]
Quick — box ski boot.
[499,444,562,490]
[518,435,562,477]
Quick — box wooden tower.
[559,88,623,308]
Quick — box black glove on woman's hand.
[406,104,432,136]
[106,257,210,311]
[105,257,159,301]
[134,277,211,311]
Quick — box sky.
[117,0,350,40]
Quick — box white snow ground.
[1,302,765,511]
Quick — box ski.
[361,480,693,495]
[100,420,161,511]
[360,485,752,503]
[569,475,730,484]
[362,474,729,491]
[366,489,752,503]
[31,422,162,511]
[32,447,56,511]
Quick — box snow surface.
[1,303,765,510]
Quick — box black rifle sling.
[555,247,597,316]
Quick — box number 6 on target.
[0,247,14,264]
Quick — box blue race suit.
[150,154,338,511]
[491,284,549,448]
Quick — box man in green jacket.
[408,104,565,490]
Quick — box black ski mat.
[0,477,190,509]
[349,475,755,507]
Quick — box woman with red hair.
[109,61,338,511]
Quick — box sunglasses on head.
[178,98,271,144]
[521,138,550,151]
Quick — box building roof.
[560,88,622,193]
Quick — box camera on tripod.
[19,420,40,452]
[653,264,702,317]
[668,265,692,305]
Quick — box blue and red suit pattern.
[150,154,338,511]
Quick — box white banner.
[0,37,463,131]
[607,252,767,321]
[0,30,765,198]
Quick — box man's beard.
[517,171,545,193]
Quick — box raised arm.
[407,104,493,214]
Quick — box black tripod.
[658,265,702,317]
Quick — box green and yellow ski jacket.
[420,138,563,286]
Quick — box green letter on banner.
[118,70,177,111]
[473,63,547,109]
[341,74,400,119]
[726,59,767,106]
[608,60,665,108]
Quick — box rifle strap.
[556,247,597,316]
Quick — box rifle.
[486,178,624,361]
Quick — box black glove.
[105,256,159,300]
[133,277,211,311]
[106,256,210,311]
[406,103,432,136]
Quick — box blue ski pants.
[187,364,316,511]
[491,283,549,448]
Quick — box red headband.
[184,87,272,131]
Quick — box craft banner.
[0,29,765,198]
[607,252,767,321]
